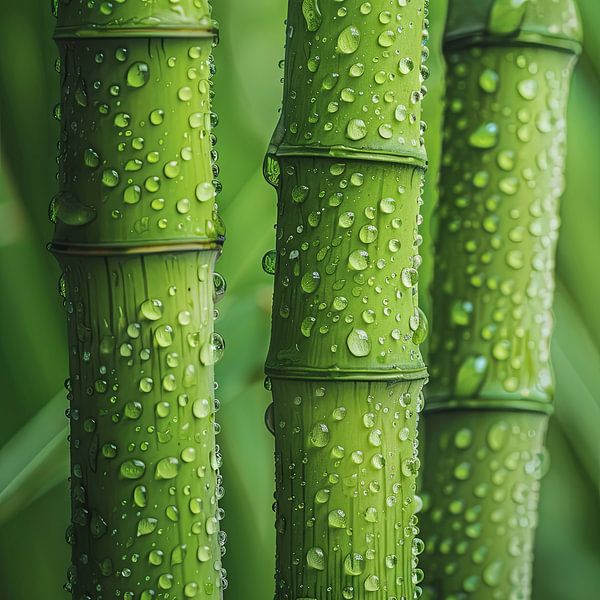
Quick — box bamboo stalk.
[264,1,431,598]
[50,1,227,598]
[420,1,582,598]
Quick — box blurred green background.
[0,1,598,599]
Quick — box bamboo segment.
[265,1,430,598]
[51,1,226,598]
[421,1,582,598]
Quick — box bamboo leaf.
[0,390,67,526]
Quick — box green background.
[0,1,597,598]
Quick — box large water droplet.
[346,118,367,141]
[487,421,510,451]
[309,423,330,447]
[488,0,529,35]
[455,355,488,396]
[328,509,347,528]
[126,62,150,88]
[302,0,322,31]
[337,26,361,54]
[347,328,371,357]
[344,552,365,575]
[469,122,499,149]
[155,457,179,480]
[120,460,146,480]
[306,547,326,570]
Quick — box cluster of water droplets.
[58,257,228,598]
[49,25,223,243]
[271,379,426,600]
[277,0,430,151]
[263,157,428,374]
[420,413,549,599]
[429,43,573,402]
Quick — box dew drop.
[469,122,499,149]
[346,118,367,141]
[126,62,150,88]
[347,328,371,357]
[309,423,330,448]
[337,26,361,54]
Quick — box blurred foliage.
[0,1,597,599]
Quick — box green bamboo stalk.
[420,1,582,598]
[50,1,227,598]
[264,1,431,598]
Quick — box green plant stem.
[51,1,226,597]
[420,1,582,598]
[264,1,430,598]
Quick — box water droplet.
[469,122,499,149]
[301,271,321,293]
[364,575,380,592]
[149,109,164,125]
[359,224,378,243]
[337,26,361,54]
[454,428,474,449]
[49,192,96,226]
[328,509,347,528]
[140,299,163,321]
[124,401,143,419]
[338,211,355,228]
[347,328,371,357]
[487,421,510,451]
[306,547,326,570]
[492,339,511,360]
[517,78,538,100]
[412,307,429,344]
[120,460,146,480]
[127,62,150,88]
[302,0,322,31]
[378,30,396,47]
[346,118,367,141]
[155,457,179,480]
[348,250,369,271]
[292,184,309,204]
[379,197,396,213]
[154,325,173,347]
[455,355,488,396]
[137,517,158,537]
[101,169,119,188]
[399,57,414,75]
[401,267,418,288]
[344,552,365,575]
[262,250,277,275]
[195,181,215,202]
[454,461,472,481]
[479,68,499,93]
[488,0,530,35]
[84,148,100,169]
[483,560,503,587]
[451,300,474,326]
[309,423,330,448]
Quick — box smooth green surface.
[420,1,582,598]
[266,1,429,597]
[0,1,598,599]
